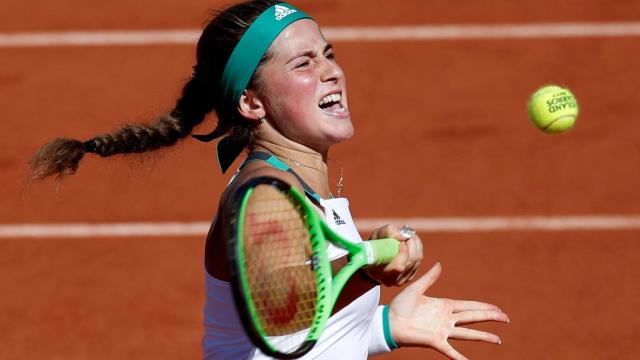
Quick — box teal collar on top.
[239,151,323,204]
[220,3,313,107]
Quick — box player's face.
[256,19,353,153]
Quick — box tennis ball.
[527,85,579,133]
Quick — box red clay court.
[1,0,639,359]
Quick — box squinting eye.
[326,53,335,60]
[296,61,310,68]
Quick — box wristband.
[383,305,400,349]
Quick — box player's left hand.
[362,224,423,286]
[388,262,510,360]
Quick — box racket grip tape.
[363,238,400,265]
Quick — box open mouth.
[318,92,347,115]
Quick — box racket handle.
[363,238,400,265]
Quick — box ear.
[237,89,266,121]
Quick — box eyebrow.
[286,43,333,64]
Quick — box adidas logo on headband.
[275,4,296,21]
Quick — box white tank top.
[202,197,380,359]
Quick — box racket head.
[226,176,333,358]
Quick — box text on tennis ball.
[546,93,578,113]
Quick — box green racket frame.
[227,177,399,359]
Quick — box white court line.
[2,22,640,47]
[2,215,640,238]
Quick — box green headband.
[221,3,312,106]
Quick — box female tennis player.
[29,1,509,359]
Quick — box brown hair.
[29,0,279,181]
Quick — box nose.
[320,57,343,83]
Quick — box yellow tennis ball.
[527,85,579,133]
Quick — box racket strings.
[243,185,318,341]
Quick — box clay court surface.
[2,0,640,359]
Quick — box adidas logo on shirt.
[332,210,346,226]
[275,4,296,21]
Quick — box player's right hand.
[362,224,423,286]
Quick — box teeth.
[319,93,342,106]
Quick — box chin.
[327,123,355,144]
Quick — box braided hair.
[29,0,279,181]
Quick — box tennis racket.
[226,176,400,359]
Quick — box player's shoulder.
[236,161,302,188]
[220,161,304,204]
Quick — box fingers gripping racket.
[226,176,400,359]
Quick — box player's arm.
[204,164,305,281]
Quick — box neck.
[250,122,331,198]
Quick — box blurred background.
[1,0,639,358]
